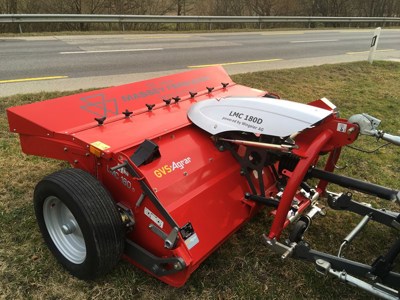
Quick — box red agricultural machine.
[7,67,400,299]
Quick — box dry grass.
[1,61,399,299]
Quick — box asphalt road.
[1,29,399,96]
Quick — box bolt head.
[173,262,182,270]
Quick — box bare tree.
[248,0,274,16]
[273,0,303,16]
[177,0,183,15]
[2,0,400,33]
[272,0,302,15]
[6,0,18,13]
[88,0,109,14]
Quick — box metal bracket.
[327,191,400,230]
[223,140,273,197]
[149,224,179,250]
[116,159,180,229]
[117,203,135,231]
[315,259,399,300]
[124,239,186,277]
[292,242,400,290]
[264,235,297,259]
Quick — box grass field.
[1,61,399,299]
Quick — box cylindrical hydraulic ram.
[343,214,371,244]
[309,168,400,201]
[218,137,297,152]
[338,214,371,257]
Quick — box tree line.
[1,0,399,32]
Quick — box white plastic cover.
[188,97,333,137]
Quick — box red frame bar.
[268,129,333,239]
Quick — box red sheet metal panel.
[7,66,232,136]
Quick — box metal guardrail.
[2,14,400,24]
[1,14,399,32]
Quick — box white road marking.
[60,48,163,54]
[124,35,191,39]
[188,58,283,68]
[261,31,305,35]
[290,39,338,43]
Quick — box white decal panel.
[337,123,347,133]
[184,233,200,250]
[144,207,164,228]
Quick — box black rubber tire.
[289,220,308,243]
[34,168,124,280]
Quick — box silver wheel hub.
[43,196,86,264]
[61,220,77,235]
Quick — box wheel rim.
[43,196,86,264]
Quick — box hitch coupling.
[349,113,400,146]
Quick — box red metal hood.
[7,66,265,155]
[7,67,232,134]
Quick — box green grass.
[1,61,399,299]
